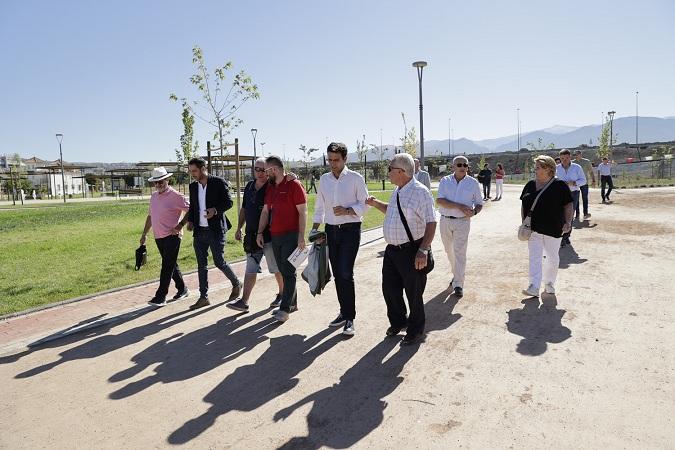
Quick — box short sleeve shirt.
[264,177,307,236]
[243,180,271,241]
[520,179,573,238]
[149,187,190,239]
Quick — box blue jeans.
[564,190,580,240]
[271,232,299,312]
[576,184,589,217]
[326,223,361,320]
[193,227,240,298]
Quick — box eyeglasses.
[153,181,166,185]
[388,166,403,172]
[455,163,469,168]
[254,167,266,173]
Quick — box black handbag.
[396,192,434,274]
[134,244,147,271]
[243,232,262,253]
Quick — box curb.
[0,226,385,322]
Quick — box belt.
[441,215,464,219]
[326,222,361,229]
[389,238,423,250]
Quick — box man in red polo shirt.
[256,155,308,323]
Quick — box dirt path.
[1,184,673,449]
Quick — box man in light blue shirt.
[555,149,586,247]
[436,156,483,298]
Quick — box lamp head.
[56,133,63,144]
[412,61,428,68]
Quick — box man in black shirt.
[478,163,492,201]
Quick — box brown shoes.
[189,297,210,310]
[227,283,241,303]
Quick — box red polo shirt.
[265,177,307,236]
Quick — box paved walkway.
[1,185,674,448]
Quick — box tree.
[355,135,369,180]
[596,117,612,160]
[652,145,674,178]
[526,137,555,152]
[370,143,387,180]
[174,105,199,185]
[400,113,418,157]
[170,45,260,157]
[299,145,319,190]
[478,154,487,169]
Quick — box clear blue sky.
[2,0,674,162]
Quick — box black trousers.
[271,232,299,312]
[382,242,427,336]
[601,175,614,200]
[154,235,185,300]
[482,181,491,198]
[326,223,361,320]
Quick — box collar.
[452,173,467,184]
[331,166,351,180]
[398,177,415,193]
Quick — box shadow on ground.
[506,294,571,356]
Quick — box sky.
[1,0,674,162]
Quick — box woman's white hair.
[391,153,415,177]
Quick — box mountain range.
[319,116,675,165]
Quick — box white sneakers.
[522,285,539,297]
[544,283,556,294]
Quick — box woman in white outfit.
[494,163,505,200]
[519,155,574,297]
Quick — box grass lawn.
[0,191,396,315]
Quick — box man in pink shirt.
[140,167,190,306]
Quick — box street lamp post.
[517,108,521,151]
[412,61,428,169]
[260,142,265,157]
[250,128,258,177]
[607,111,616,154]
[448,116,451,158]
[635,91,640,160]
[55,133,66,203]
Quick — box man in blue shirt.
[555,149,586,247]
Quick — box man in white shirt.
[436,155,484,298]
[366,153,437,346]
[413,158,432,190]
[312,142,369,336]
[597,157,614,203]
[555,149,586,246]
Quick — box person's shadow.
[108,308,274,399]
[273,338,419,449]
[167,327,343,445]
[10,305,223,379]
[559,244,588,269]
[506,294,571,356]
[270,291,459,449]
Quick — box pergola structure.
[206,138,254,213]
[36,163,96,199]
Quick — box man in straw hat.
[140,167,191,306]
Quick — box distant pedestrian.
[555,149,586,247]
[436,155,483,298]
[573,150,596,219]
[312,142,369,336]
[308,173,318,193]
[597,157,614,203]
[413,158,432,190]
[180,158,242,310]
[140,167,190,307]
[478,163,492,200]
[520,155,573,297]
[366,153,436,346]
[494,163,505,200]
[229,158,285,313]
[256,155,308,323]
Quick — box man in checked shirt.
[366,153,437,346]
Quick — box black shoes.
[329,314,346,328]
[453,287,463,298]
[148,297,166,307]
[342,320,355,336]
[227,299,250,312]
[269,294,282,308]
[172,289,189,301]
[401,333,425,346]
[386,326,406,336]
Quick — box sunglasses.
[455,163,469,168]
[254,167,266,173]
[388,166,403,172]
[153,180,166,185]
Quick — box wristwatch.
[418,247,430,255]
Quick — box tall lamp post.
[412,61,428,169]
[250,128,258,177]
[635,91,640,160]
[260,142,265,157]
[516,108,521,151]
[607,111,616,155]
[55,133,66,203]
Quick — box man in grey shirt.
[413,158,431,190]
